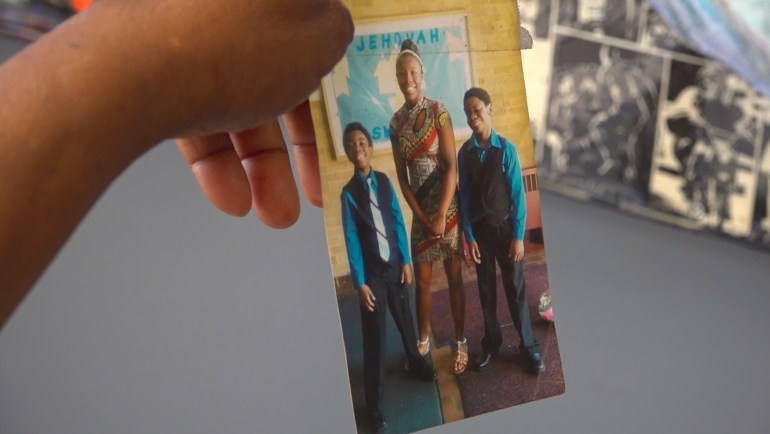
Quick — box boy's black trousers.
[360,262,422,414]
[473,224,540,356]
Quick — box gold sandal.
[453,338,468,374]
[417,337,430,356]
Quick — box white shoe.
[417,337,430,356]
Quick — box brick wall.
[312,0,535,284]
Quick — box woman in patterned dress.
[389,39,467,374]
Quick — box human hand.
[418,214,434,235]
[357,285,376,312]
[401,264,413,286]
[430,214,446,238]
[152,0,353,228]
[509,239,525,262]
[176,102,323,229]
[120,0,355,135]
[0,0,353,327]
[469,241,481,264]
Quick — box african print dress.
[390,96,461,263]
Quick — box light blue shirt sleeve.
[387,178,412,266]
[502,140,527,240]
[341,190,366,289]
[457,144,476,244]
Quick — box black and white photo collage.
[519,0,770,248]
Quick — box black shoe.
[408,357,437,382]
[474,351,497,371]
[528,351,546,374]
[369,411,388,433]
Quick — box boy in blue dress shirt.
[457,88,546,375]
[340,122,437,433]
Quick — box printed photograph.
[520,0,556,144]
[649,61,766,236]
[309,1,565,432]
[637,3,700,56]
[557,0,643,41]
[519,0,552,40]
[523,0,770,251]
[751,135,770,245]
[541,35,662,203]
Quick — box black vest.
[461,142,511,234]
[343,171,401,272]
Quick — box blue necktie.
[367,177,391,262]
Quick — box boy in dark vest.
[340,122,437,433]
[458,88,546,374]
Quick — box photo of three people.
[310,2,564,433]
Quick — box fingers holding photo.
[176,120,302,229]
[231,121,301,229]
[175,133,252,217]
[283,102,323,207]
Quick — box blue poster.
[322,14,473,157]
